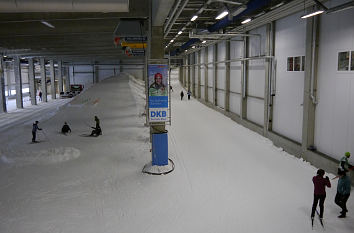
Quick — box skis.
[312,209,324,230]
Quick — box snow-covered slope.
[0,73,352,233]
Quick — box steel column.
[204,47,209,102]
[225,40,231,112]
[240,36,248,119]
[197,50,201,98]
[213,43,217,106]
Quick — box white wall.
[217,41,226,109]
[315,1,354,160]
[230,39,243,115]
[207,45,214,103]
[272,12,306,143]
[122,67,143,79]
[200,48,206,100]
[247,26,266,126]
[69,65,94,89]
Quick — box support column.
[264,23,275,135]
[213,43,217,106]
[28,58,37,105]
[6,64,11,96]
[197,50,201,99]
[65,66,70,92]
[14,57,23,109]
[187,56,190,90]
[0,56,7,113]
[204,47,209,102]
[58,60,63,93]
[94,63,99,83]
[182,57,186,86]
[225,40,231,112]
[191,54,195,96]
[302,16,319,151]
[50,60,56,99]
[40,58,48,102]
[241,37,248,120]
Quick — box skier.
[338,152,353,174]
[61,122,71,134]
[90,116,102,137]
[187,90,191,100]
[169,85,173,92]
[32,121,42,142]
[334,170,351,218]
[38,91,42,101]
[180,91,184,100]
[311,169,331,224]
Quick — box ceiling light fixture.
[241,18,251,24]
[3,55,7,58]
[192,46,196,49]
[216,10,229,20]
[40,20,55,28]
[170,39,174,42]
[178,31,183,35]
[301,10,324,19]
[185,50,188,52]
[191,15,198,21]
[202,40,206,44]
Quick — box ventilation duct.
[0,0,129,12]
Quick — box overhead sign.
[148,64,168,122]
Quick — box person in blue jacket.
[334,169,351,218]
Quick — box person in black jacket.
[61,122,71,134]
[180,91,184,100]
[32,121,42,142]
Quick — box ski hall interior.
[0,0,354,233]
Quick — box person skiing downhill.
[32,121,42,142]
[335,170,351,218]
[311,169,331,225]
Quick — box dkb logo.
[150,111,166,117]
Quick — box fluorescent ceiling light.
[192,46,195,49]
[241,18,251,24]
[41,20,55,28]
[301,10,324,19]
[191,15,198,21]
[185,50,188,52]
[3,55,7,58]
[202,40,206,44]
[170,39,174,42]
[178,31,183,35]
[216,10,229,20]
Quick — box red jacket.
[313,175,331,195]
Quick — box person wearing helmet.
[149,73,167,96]
[311,169,331,222]
[338,152,353,173]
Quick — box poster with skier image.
[148,64,168,122]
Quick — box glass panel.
[338,51,349,71]
[351,51,354,71]
[287,57,293,71]
[301,56,305,71]
[294,56,301,71]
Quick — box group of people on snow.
[180,90,191,100]
[31,116,102,143]
[311,151,352,223]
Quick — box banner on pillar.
[148,64,168,122]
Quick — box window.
[338,51,349,71]
[287,56,305,72]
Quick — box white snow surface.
[0,73,353,233]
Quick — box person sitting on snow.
[61,122,71,134]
